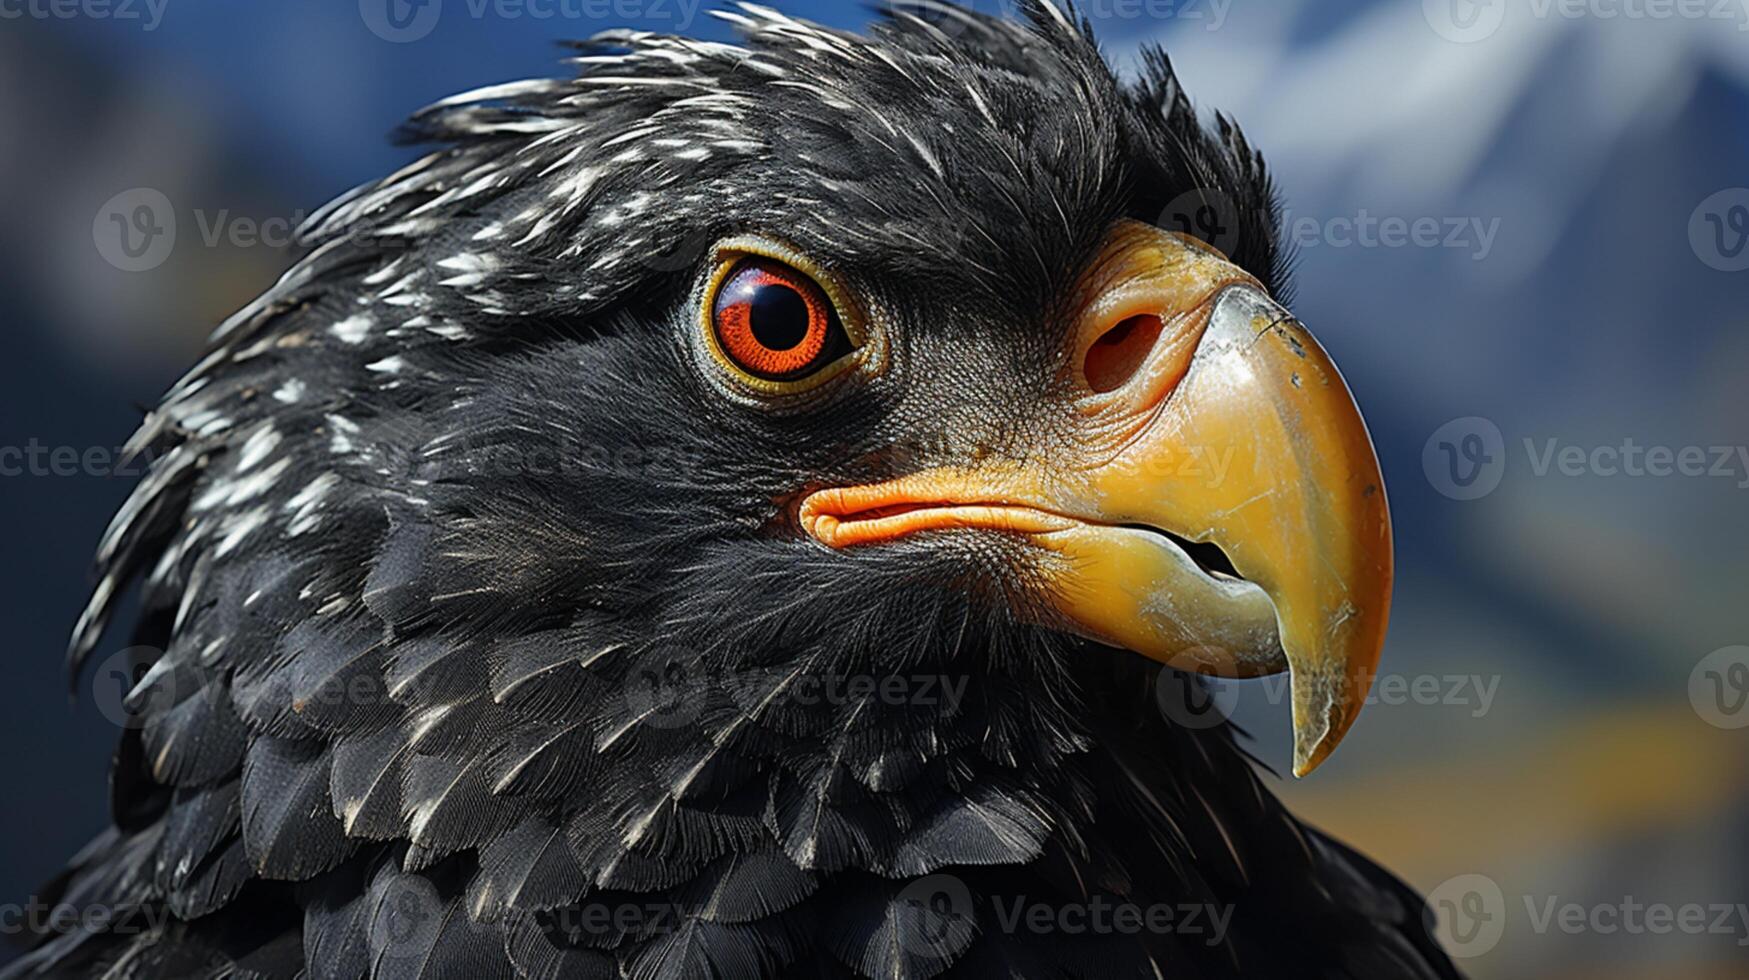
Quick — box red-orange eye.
[711,259,849,381]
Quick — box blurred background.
[1,0,1745,976]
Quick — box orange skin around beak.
[800,221,1393,777]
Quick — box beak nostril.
[1084,314,1165,394]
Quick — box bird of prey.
[9,3,1461,978]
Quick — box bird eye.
[708,258,855,384]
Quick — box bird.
[7,3,1462,978]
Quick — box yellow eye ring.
[698,237,875,398]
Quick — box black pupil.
[748,282,810,352]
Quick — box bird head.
[312,3,1388,778]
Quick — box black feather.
[240,737,354,880]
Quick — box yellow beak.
[801,222,1393,776]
